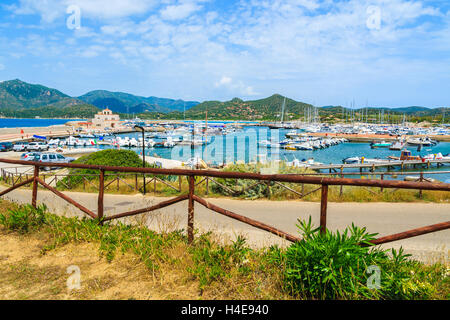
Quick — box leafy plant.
[278,217,438,299]
[187,234,251,288]
[0,204,47,233]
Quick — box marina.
[0,120,449,182]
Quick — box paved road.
[1,185,448,263]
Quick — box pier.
[310,158,450,173]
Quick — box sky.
[0,0,449,108]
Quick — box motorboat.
[407,137,438,146]
[258,140,281,148]
[389,140,406,150]
[343,156,360,164]
[370,141,391,148]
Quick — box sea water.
[96,126,450,182]
[0,118,83,128]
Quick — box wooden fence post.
[32,165,39,208]
[98,169,105,222]
[320,184,328,234]
[419,172,423,199]
[188,175,195,244]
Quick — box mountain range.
[0,79,199,116]
[78,90,199,114]
[0,79,447,121]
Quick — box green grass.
[0,201,448,300]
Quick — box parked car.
[36,153,75,170]
[20,152,41,161]
[13,142,29,152]
[27,142,49,151]
[0,142,14,152]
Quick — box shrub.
[211,162,312,199]
[187,234,251,288]
[57,149,178,189]
[279,218,438,299]
[58,149,145,188]
[0,204,47,233]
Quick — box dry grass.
[0,200,448,300]
[0,200,289,300]
[0,230,284,300]
[0,231,151,299]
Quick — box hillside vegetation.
[0,79,447,122]
[0,104,100,119]
[0,79,82,109]
[78,90,199,114]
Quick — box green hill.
[0,104,100,119]
[0,79,82,109]
[169,94,315,120]
[0,79,447,122]
[78,90,199,114]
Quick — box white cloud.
[3,0,449,105]
[160,2,202,20]
[215,76,232,87]
[0,63,5,71]
[78,45,107,58]
[215,76,258,97]
[9,0,158,22]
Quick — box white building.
[92,108,120,129]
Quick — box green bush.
[58,149,145,188]
[57,149,178,189]
[0,204,47,233]
[278,218,438,299]
[211,162,312,199]
[187,234,251,288]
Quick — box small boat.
[258,140,281,148]
[284,145,297,151]
[407,137,438,146]
[343,156,360,164]
[370,141,391,148]
[422,153,444,160]
[389,140,406,150]
[404,176,437,183]
[388,149,421,161]
[154,142,165,148]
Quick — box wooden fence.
[0,158,449,245]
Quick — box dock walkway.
[310,159,450,172]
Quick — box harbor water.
[91,126,450,183]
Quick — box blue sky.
[0,0,449,108]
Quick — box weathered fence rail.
[0,158,449,246]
